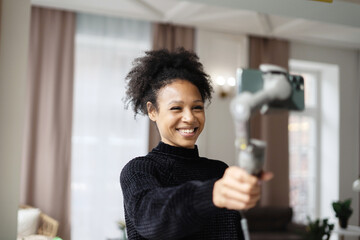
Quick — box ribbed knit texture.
[120,142,244,240]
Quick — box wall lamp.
[353,177,360,192]
[214,76,236,98]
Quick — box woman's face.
[147,79,205,149]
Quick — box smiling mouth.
[177,127,198,136]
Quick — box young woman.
[120,48,272,240]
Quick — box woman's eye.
[170,107,181,111]
[193,106,204,110]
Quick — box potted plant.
[332,198,353,228]
[117,220,127,240]
[304,217,334,240]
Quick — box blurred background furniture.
[18,205,59,239]
[332,225,360,240]
[245,206,306,240]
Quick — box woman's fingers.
[219,184,260,203]
[213,180,260,209]
[219,197,258,210]
[225,166,258,184]
[222,176,260,195]
[260,171,274,181]
[213,166,265,210]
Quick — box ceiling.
[31,0,360,49]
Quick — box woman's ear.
[147,102,157,122]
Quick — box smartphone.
[237,68,305,111]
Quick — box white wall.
[291,42,360,226]
[0,0,30,239]
[195,29,248,166]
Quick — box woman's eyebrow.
[168,100,183,106]
[167,100,203,105]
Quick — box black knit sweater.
[120,141,244,240]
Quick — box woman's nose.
[182,109,195,123]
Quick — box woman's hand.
[212,166,273,210]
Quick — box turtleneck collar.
[152,141,199,159]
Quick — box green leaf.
[344,199,351,208]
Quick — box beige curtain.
[0,0,2,42]
[0,0,2,41]
[148,23,195,151]
[20,7,75,240]
[249,36,290,207]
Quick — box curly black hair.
[124,48,213,116]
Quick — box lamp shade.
[352,178,360,192]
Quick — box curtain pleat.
[148,23,195,151]
[20,7,75,240]
[152,23,195,51]
[0,0,2,41]
[249,36,290,207]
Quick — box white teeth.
[179,129,195,134]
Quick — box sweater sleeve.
[120,158,222,240]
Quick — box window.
[71,14,151,240]
[289,59,340,225]
[288,69,320,224]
